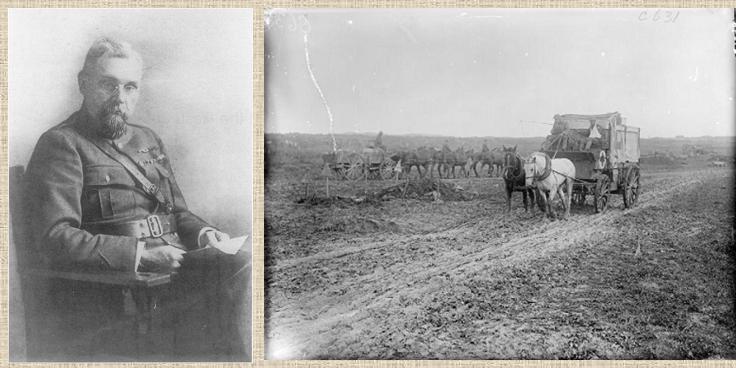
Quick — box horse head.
[526,152,551,182]
[524,154,540,184]
[503,150,524,181]
[523,160,535,187]
[503,150,517,169]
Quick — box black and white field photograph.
[9,8,253,362]
[264,9,735,359]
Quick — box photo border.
[2,1,736,367]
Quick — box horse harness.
[533,152,586,185]
[532,152,553,183]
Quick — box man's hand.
[200,230,231,247]
[140,245,186,271]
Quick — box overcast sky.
[265,8,734,138]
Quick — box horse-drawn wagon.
[540,112,640,213]
[322,147,396,181]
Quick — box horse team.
[391,144,577,220]
[502,146,576,220]
[390,143,505,179]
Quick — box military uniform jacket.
[24,110,211,271]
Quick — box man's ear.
[77,71,91,95]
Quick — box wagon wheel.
[379,157,396,180]
[623,166,641,209]
[344,153,365,181]
[594,176,610,214]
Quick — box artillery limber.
[322,147,396,181]
[540,112,640,213]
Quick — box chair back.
[10,165,39,270]
[10,165,47,360]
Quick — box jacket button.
[105,175,110,183]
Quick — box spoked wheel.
[344,153,365,181]
[623,166,641,209]
[594,175,610,214]
[380,158,396,180]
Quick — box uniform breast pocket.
[83,165,137,219]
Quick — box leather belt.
[84,214,177,239]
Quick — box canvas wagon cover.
[552,112,621,134]
[550,112,640,164]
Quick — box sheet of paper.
[209,235,247,255]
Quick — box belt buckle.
[146,215,164,237]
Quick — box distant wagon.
[322,147,396,181]
[540,112,641,213]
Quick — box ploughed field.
[265,164,735,359]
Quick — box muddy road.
[265,166,735,359]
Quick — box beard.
[96,101,129,140]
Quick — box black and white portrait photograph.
[9,8,253,362]
[264,9,735,359]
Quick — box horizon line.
[264,131,736,140]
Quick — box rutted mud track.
[265,168,735,359]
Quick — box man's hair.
[79,37,142,78]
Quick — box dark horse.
[439,146,470,178]
[470,144,495,177]
[391,146,437,178]
[502,146,536,213]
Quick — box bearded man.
[22,38,249,361]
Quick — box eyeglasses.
[98,78,138,94]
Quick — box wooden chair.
[9,165,174,361]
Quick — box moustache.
[100,100,128,120]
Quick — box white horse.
[525,152,576,219]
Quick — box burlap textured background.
[1,1,735,367]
